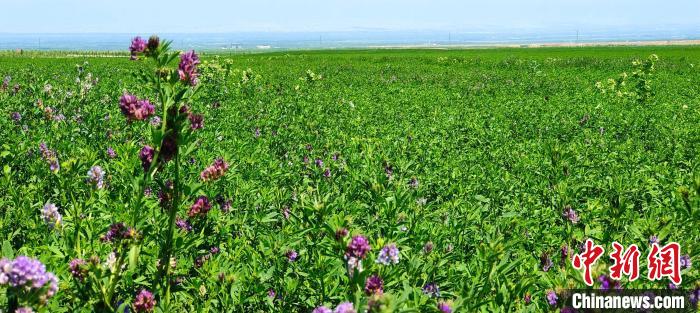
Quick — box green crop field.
[0,42,699,312]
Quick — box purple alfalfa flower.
[175,218,192,232]
[87,165,106,189]
[334,302,356,313]
[303,155,310,164]
[15,307,34,313]
[376,243,400,265]
[437,302,452,313]
[194,254,211,268]
[10,112,21,122]
[649,235,659,245]
[149,116,161,127]
[254,127,261,138]
[139,145,155,172]
[106,147,117,159]
[12,84,20,94]
[188,196,211,217]
[560,307,576,313]
[690,287,700,306]
[119,93,154,121]
[1,75,9,90]
[332,153,340,161]
[669,283,679,290]
[200,158,229,182]
[560,245,569,266]
[423,241,434,254]
[178,50,200,86]
[101,222,136,242]
[364,274,384,295]
[221,200,232,213]
[39,143,60,173]
[286,250,298,262]
[305,143,313,151]
[408,177,419,189]
[69,258,88,281]
[598,274,622,291]
[523,292,532,304]
[146,35,160,54]
[422,282,440,298]
[41,203,62,229]
[281,205,289,219]
[129,36,147,60]
[312,306,333,313]
[562,205,579,224]
[52,113,65,122]
[144,187,153,197]
[267,288,276,299]
[315,158,324,168]
[540,252,553,272]
[346,235,371,259]
[0,256,59,302]
[189,113,204,130]
[681,254,692,270]
[323,168,331,178]
[210,246,220,254]
[133,289,156,312]
[384,165,393,178]
[546,290,558,306]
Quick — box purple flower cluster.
[139,146,156,172]
[680,254,692,269]
[189,113,204,130]
[364,274,384,295]
[1,75,9,90]
[540,252,553,272]
[41,202,62,229]
[38,143,60,172]
[119,93,155,121]
[188,196,211,217]
[15,307,34,313]
[133,289,156,312]
[87,165,106,189]
[346,235,371,259]
[333,302,356,313]
[106,147,117,159]
[437,302,452,313]
[0,256,59,304]
[175,218,192,232]
[312,306,333,313]
[376,243,400,265]
[200,158,229,182]
[422,282,440,298]
[69,258,88,281]
[408,177,419,189]
[286,250,298,262]
[562,205,579,224]
[598,274,622,290]
[100,222,136,242]
[11,112,21,122]
[546,290,558,306]
[129,37,147,60]
[178,50,200,86]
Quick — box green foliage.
[0,45,699,312]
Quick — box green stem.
[160,147,180,306]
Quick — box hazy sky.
[1,0,698,33]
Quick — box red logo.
[572,239,605,286]
[647,242,681,285]
[609,242,640,281]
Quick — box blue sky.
[1,0,698,33]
